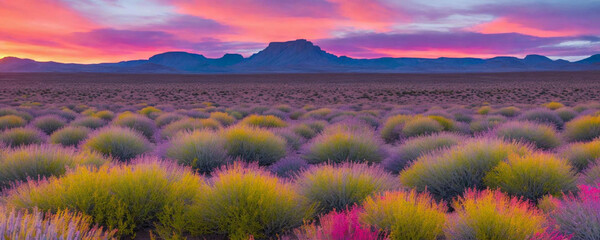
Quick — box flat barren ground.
[1,71,599,107]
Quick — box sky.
[1,0,599,63]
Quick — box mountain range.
[1,39,599,73]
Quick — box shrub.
[581,161,600,185]
[495,121,561,149]
[154,112,185,127]
[294,208,383,240]
[0,115,26,130]
[275,104,292,113]
[361,190,447,240]
[550,184,600,240]
[49,126,90,147]
[560,139,600,172]
[498,106,521,117]
[477,106,491,115]
[222,125,286,165]
[469,115,506,133]
[290,111,305,120]
[210,112,235,126]
[564,115,600,142]
[545,101,565,110]
[304,124,384,164]
[187,162,313,239]
[164,130,228,174]
[0,145,110,188]
[444,189,546,240]
[113,112,156,140]
[270,157,309,178]
[556,108,578,122]
[297,163,399,214]
[273,128,304,150]
[0,207,115,239]
[401,116,443,138]
[0,108,33,121]
[400,138,531,201]
[428,115,455,131]
[5,159,205,238]
[0,127,46,147]
[32,115,66,134]
[381,114,413,143]
[161,118,221,139]
[92,110,114,121]
[138,106,162,118]
[519,108,564,128]
[83,126,152,161]
[484,153,577,202]
[241,114,287,128]
[304,108,332,120]
[383,133,463,174]
[293,124,317,139]
[70,116,106,129]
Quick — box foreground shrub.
[550,184,600,240]
[304,124,384,164]
[581,161,600,185]
[294,208,383,240]
[383,133,463,174]
[113,113,156,140]
[564,115,600,142]
[70,117,106,130]
[49,126,90,147]
[0,115,26,130]
[381,114,413,143]
[222,125,286,165]
[361,190,447,240]
[240,114,287,128]
[270,157,309,178]
[297,163,399,214]
[273,128,304,150]
[0,207,115,239]
[188,162,313,239]
[400,138,531,201]
[445,189,546,240]
[485,153,577,202]
[165,130,228,174]
[83,126,152,161]
[6,159,205,238]
[495,121,561,149]
[519,108,564,128]
[292,124,318,139]
[210,112,236,126]
[32,115,66,134]
[161,118,221,139]
[0,145,109,188]
[560,139,600,172]
[0,127,46,147]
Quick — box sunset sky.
[1,0,599,63]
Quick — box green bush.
[165,130,229,174]
[186,162,313,239]
[556,108,578,122]
[292,124,317,139]
[400,138,531,201]
[138,106,162,118]
[222,125,286,166]
[495,121,561,149]
[70,117,106,129]
[5,159,205,238]
[0,128,46,147]
[32,115,66,134]
[581,160,600,185]
[113,112,157,140]
[564,115,600,142]
[381,114,413,143]
[0,145,109,188]
[92,110,115,121]
[49,126,90,147]
[297,163,399,214]
[560,139,600,172]
[154,112,185,127]
[0,115,26,130]
[361,190,447,240]
[304,124,384,164]
[240,114,287,128]
[0,108,32,122]
[83,126,152,161]
[498,106,521,117]
[401,116,444,138]
[210,112,236,126]
[161,118,221,139]
[485,152,577,202]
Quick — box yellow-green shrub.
[560,139,600,172]
[83,126,152,161]
[498,106,521,117]
[240,114,287,128]
[381,114,413,143]
[427,115,455,131]
[0,128,46,147]
[210,112,235,126]
[564,115,600,142]
[477,106,491,115]
[70,117,106,129]
[495,121,561,149]
[484,153,577,202]
[93,110,115,121]
[187,162,313,239]
[49,126,90,147]
[161,118,221,139]
[222,125,286,166]
[165,130,229,174]
[304,124,384,164]
[401,116,443,138]
[361,190,447,240]
[297,163,399,214]
[400,138,531,201]
[32,115,66,135]
[444,189,546,240]
[544,101,565,110]
[0,115,26,130]
[138,106,162,118]
[113,112,157,140]
[5,159,205,238]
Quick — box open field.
[0,72,599,239]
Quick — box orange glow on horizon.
[470,18,579,37]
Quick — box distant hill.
[1,39,599,73]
